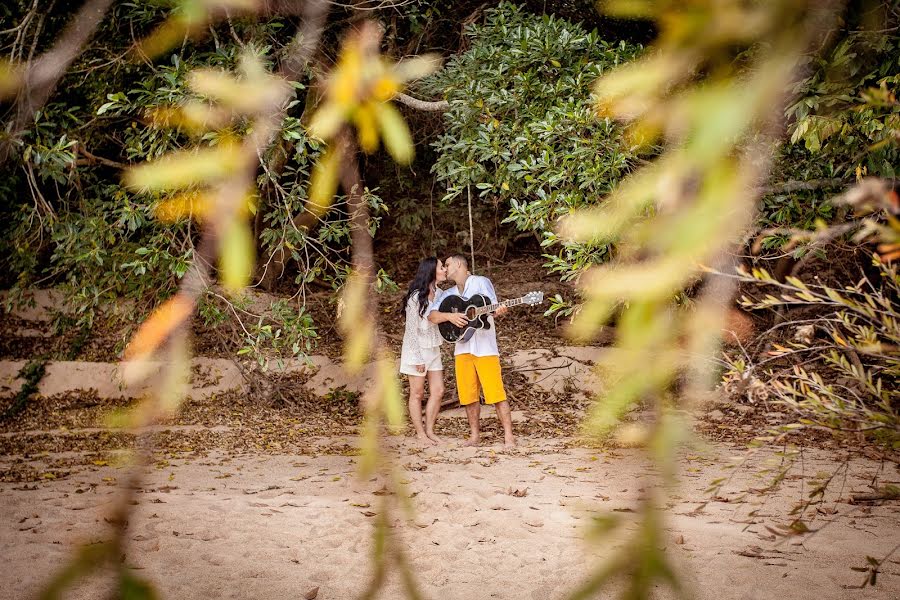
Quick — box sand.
[1,438,898,600]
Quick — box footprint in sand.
[201,553,224,566]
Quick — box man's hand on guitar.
[494,305,509,318]
[446,313,468,328]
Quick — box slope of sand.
[1,438,898,600]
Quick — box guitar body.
[437,294,492,343]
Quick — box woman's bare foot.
[426,432,443,444]
[503,435,516,449]
[416,434,436,447]
[462,435,480,447]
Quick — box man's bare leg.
[407,375,434,446]
[494,400,516,448]
[463,401,481,446]
[424,370,444,444]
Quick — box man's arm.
[428,310,468,327]
[427,289,469,327]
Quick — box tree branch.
[0,0,115,165]
[394,92,449,112]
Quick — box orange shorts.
[454,354,506,406]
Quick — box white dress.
[399,294,443,376]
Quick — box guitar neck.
[473,296,525,317]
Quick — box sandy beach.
[2,438,898,600]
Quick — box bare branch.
[1,0,115,164]
[394,92,449,112]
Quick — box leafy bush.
[420,2,643,281]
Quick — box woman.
[399,257,447,446]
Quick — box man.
[428,255,515,448]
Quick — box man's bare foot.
[426,432,443,444]
[416,434,436,447]
[503,435,516,449]
[462,436,480,447]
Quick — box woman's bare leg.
[407,375,434,446]
[424,370,444,443]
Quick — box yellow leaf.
[372,76,401,103]
[550,59,561,68]
[124,143,244,191]
[373,102,414,165]
[501,181,510,191]
[188,67,288,115]
[307,102,345,141]
[125,295,194,360]
[354,103,380,153]
[219,217,254,292]
[155,191,213,223]
[0,59,22,100]
[332,43,362,108]
[307,145,342,215]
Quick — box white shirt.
[400,295,442,367]
[430,275,500,357]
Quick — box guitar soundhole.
[465,307,477,319]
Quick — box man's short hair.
[447,254,468,270]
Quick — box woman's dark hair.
[401,257,438,317]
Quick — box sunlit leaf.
[307,145,342,214]
[355,103,380,153]
[0,59,22,100]
[374,102,414,165]
[124,143,244,191]
[124,295,194,361]
[188,65,288,114]
[391,53,442,83]
[219,217,254,292]
[307,103,346,141]
[155,191,213,223]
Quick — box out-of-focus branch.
[759,177,844,195]
[0,0,115,165]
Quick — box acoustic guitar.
[437,291,543,343]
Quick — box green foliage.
[421,2,643,281]
[0,3,393,360]
[786,25,900,178]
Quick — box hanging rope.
[467,184,476,273]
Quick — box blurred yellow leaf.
[219,217,254,292]
[377,357,404,432]
[372,75,401,103]
[340,274,372,371]
[132,0,258,59]
[307,103,345,141]
[0,59,22,100]
[188,66,287,115]
[354,103,380,153]
[148,103,231,133]
[333,42,363,108]
[124,295,194,361]
[307,145,342,215]
[392,53,441,82]
[374,102,413,165]
[155,191,213,223]
[124,143,244,191]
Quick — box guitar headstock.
[522,291,543,306]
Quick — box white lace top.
[400,294,442,365]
